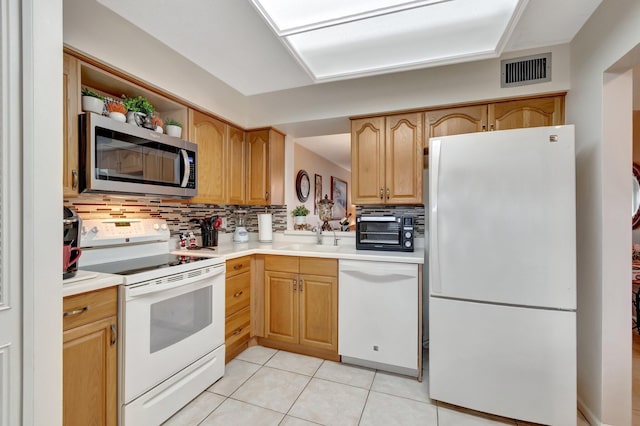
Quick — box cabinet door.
[188,110,227,204]
[385,112,423,204]
[299,274,337,352]
[63,316,117,426]
[267,130,285,205]
[425,105,488,138]
[351,117,385,204]
[489,96,564,130]
[63,54,81,197]
[227,125,246,204]
[264,271,298,344]
[246,130,270,205]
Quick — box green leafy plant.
[291,205,310,216]
[121,95,155,116]
[81,87,104,100]
[164,118,183,128]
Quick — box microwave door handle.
[180,149,189,188]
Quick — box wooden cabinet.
[351,112,423,205]
[225,256,251,362]
[425,94,565,139]
[227,125,247,204]
[263,256,338,355]
[63,53,81,197]
[188,110,227,204]
[245,129,285,206]
[63,286,117,426]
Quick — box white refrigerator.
[428,125,576,426]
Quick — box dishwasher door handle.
[340,270,416,282]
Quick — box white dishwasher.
[339,259,419,377]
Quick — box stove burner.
[81,253,210,276]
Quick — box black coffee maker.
[63,207,81,279]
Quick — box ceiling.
[91,0,602,170]
[97,0,601,96]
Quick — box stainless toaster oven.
[355,216,414,252]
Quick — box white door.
[0,1,22,423]
[429,126,576,310]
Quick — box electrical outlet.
[220,217,227,229]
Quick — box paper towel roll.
[258,213,273,242]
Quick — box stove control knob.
[405,231,412,239]
[153,223,160,230]
[160,223,168,230]
[404,240,412,248]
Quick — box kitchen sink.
[275,243,341,252]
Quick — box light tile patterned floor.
[164,345,590,426]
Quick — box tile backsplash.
[64,194,287,236]
[356,205,425,236]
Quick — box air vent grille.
[501,53,551,88]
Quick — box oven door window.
[149,286,212,353]
[358,222,401,245]
[95,127,182,186]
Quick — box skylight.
[250,0,527,81]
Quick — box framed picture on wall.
[314,174,323,214]
[331,176,347,219]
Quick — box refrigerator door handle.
[430,140,442,294]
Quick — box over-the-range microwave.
[79,112,198,198]
[356,215,414,252]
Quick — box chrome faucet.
[332,229,340,246]
[316,225,323,244]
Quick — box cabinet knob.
[386,188,390,199]
[482,124,487,132]
[233,291,243,298]
[110,323,117,346]
[265,191,269,201]
[490,124,495,131]
[232,327,243,335]
[299,279,303,292]
[233,264,242,270]
[63,306,88,317]
[293,279,297,291]
[379,188,384,200]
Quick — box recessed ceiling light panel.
[251,0,527,81]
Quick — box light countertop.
[62,270,123,297]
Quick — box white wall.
[247,44,572,133]
[287,143,352,229]
[567,0,640,424]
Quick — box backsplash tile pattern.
[64,194,286,236]
[356,205,425,236]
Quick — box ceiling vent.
[501,53,551,88]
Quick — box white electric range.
[78,218,225,426]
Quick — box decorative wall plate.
[296,170,310,202]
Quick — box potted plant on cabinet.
[81,88,105,114]
[105,101,127,122]
[291,205,310,230]
[121,95,155,128]
[164,118,183,138]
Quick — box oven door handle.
[180,149,190,188]
[127,265,224,298]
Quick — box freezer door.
[429,125,576,310]
[429,297,576,426]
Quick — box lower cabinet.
[263,256,338,358]
[63,286,117,426]
[225,256,252,362]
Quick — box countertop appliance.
[339,259,419,377]
[79,112,198,198]
[429,126,576,425]
[63,207,81,279]
[233,209,249,242]
[355,215,414,252]
[77,218,225,425]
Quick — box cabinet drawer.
[63,286,117,331]
[225,307,250,347]
[226,255,251,277]
[226,272,251,317]
[300,257,338,277]
[265,255,298,273]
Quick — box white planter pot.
[166,124,182,138]
[108,111,126,122]
[81,96,104,114]
[294,216,306,225]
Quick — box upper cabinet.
[188,110,227,204]
[425,94,565,139]
[351,113,423,205]
[63,54,81,198]
[246,129,285,206]
[227,125,247,205]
